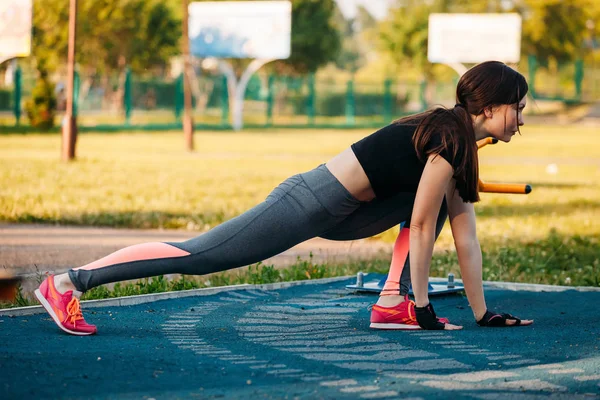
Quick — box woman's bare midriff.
[325,148,376,202]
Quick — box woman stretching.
[36,61,533,335]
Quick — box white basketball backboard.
[428,13,522,64]
[0,0,32,64]
[188,1,291,59]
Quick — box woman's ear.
[483,106,494,119]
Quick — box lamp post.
[182,0,194,151]
[61,0,77,161]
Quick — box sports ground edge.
[1,276,599,317]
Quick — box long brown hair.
[396,61,528,203]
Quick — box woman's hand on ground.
[477,310,533,327]
[505,317,533,326]
[443,323,463,330]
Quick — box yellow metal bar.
[479,181,532,194]
[477,137,498,149]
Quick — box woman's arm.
[445,181,487,321]
[409,155,453,307]
[446,180,534,327]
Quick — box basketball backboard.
[428,13,522,65]
[0,0,32,65]
[188,1,291,59]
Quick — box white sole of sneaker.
[34,289,96,336]
[369,322,421,330]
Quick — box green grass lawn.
[1,125,599,297]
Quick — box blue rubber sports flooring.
[1,276,599,399]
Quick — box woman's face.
[483,96,527,143]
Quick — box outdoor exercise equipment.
[347,137,532,295]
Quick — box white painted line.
[267,369,304,374]
[193,350,231,355]
[574,375,600,381]
[254,306,357,314]
[231,360,266,365]
[271,336,385,347]
[241,312,351,321]
[420,379,566,392]
[462,351,502,356]
[276,344,410,353]
[320,379,358,387]
[339,385,380,393]
[336,358,470,372]
[247,332,350,342]
[237,317,350,325]
[418,335,452,340]
[238,324,348,333]
[487,355,521,361]
[431,341,465,345]
[168,339,206,343]
[390,371,517,382]
[171,313,209,317]
[528,363,565,369]
[467,350,494,355]
[239,328,342,338]
[301,377,326,382]
[548,368,585,374]
[273,373,305,378]
[166,319,201,322]
[359,391,399,399]
[503,359,540,366]
[300,350,436,362]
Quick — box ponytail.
[397,107,480,203]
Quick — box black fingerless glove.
[415,303,446,330]
[476,310,521,327]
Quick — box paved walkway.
[0,223,391,293]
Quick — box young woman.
[36,61,533,335]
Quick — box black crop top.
[350,122,461,199]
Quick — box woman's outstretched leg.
[36,166,360,335]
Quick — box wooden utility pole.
[182,0,194,151]
[62,0,78,161]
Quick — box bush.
[0,89,11,111]
[288,91,410,116]
[24,71,57,130]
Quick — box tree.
[378,0,438,80]
[517,0,592,66]
[334,6,376,74]
[31,0,180,75]
[270,0,341,74]
[30,0,181,112]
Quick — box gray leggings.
[69,165,447,292]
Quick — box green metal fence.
[1,56,597,131]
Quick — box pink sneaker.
[370,295,449,330]
[35,275,97,336]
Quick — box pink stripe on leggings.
[75,242,190,271]
[381,227,409,296]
